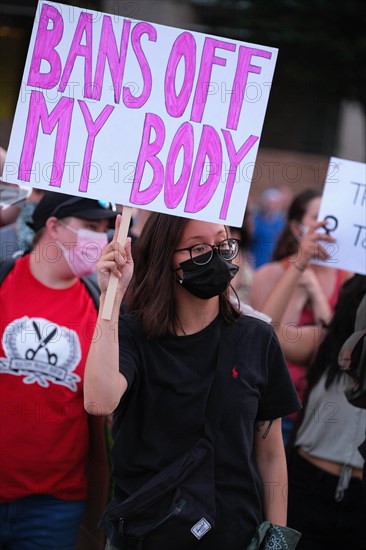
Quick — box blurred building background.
[1,0,365,202]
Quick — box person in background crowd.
[259,220,336,365]
[0,192,115,549]
[84,213,300,550]
[277,184,294,213]
[253,227,365,548]
[249,189,351,443]
[286,275,366,550]
[339,293,366,487]
[249,187,285,268]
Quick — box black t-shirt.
[111,313,300,549]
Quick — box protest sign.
[317,157,366,275]
[3,0,277,228]
[3,0,278,317]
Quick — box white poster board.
[3,0,277,227]
[317,157,366,275]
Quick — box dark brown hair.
[272,189,321,261]
[127,213,240,338]
[308,275,366,390]
[287,275,366,453]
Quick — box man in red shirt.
[0,192,116,549]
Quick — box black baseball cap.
[28,192,117,231]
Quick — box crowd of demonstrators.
[0,179,363,550]
[249,189,352,443]
[0,192,116,549]
[84,213,301,550]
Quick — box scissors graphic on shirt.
[25,322,58,365]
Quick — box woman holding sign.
[249,189,351,444]
[84,213,301,550]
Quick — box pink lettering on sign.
[184,125,222,213]
[59,12,93,96]
[226,47,272,130]
[219,131,258,219]
[92,16,131,103]
[164,32,196,118]
[130,113,166,204]
[164,122,194,209]
[123,23,157,109]
[190,38,236,124]
[78,101,114,192]
[19,91,74,186]
[27,3,63,89]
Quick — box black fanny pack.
[100,322,237,550]
[102,438,214,549]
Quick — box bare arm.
[254,418,287,525]
[249,262,309,326]
[260,222,334,364]
[300,270,332,325]
[276,324,325,365]
[260,263,307,327]
[248,262,285,311]
[84,215,133,416]
[261,221,335,326]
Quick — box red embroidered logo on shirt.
[232,367,239,379]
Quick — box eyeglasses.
[175,238,240,265]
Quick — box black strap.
[203,321,237,443]
[0,256,18,286]
[80,275,100,311]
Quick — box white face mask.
[57,223,108,278]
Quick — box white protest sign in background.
[317,157,366,275]
[3,0,277,227]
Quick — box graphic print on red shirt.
[0,255,97,503]
[2,316,82,390]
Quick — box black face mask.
[176,249,239,300]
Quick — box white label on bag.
[191,517,212,539]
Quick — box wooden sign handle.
[101,206,133,320]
